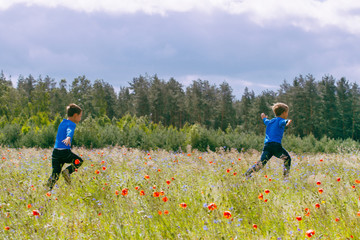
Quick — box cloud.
[0,3,359,99]
[1,0,360,35]
[175,74,278,96]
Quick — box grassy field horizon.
[1,146,360,239]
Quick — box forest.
[0,71,359,151]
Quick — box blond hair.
[272,103,289,117]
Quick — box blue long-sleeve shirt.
[54,119,76,149]
[263,117,288,144]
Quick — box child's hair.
[272,103,289,117]
[67,103,82,117]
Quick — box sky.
[1,0,360,98]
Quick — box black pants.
[46,149,83,190]
[244,142,291,177]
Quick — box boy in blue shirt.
[45,103,83,191]
[244,103,292,178]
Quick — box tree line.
[1,71,360,141]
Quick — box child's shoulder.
[60,119,76,126]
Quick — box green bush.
[0,124,21,147]
[1,114,360,153]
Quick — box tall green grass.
[1,147,359,239]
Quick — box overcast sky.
[1,0,360,98]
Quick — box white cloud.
[1,0,360,35]
[176,74,278,89]
[1,0,359,36]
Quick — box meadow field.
[1,146,360,239]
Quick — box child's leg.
[46,150,65,190]
[63,151,84,174]
[274,146,291,177]
[244,147,273,177]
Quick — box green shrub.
[1,114,360,153]
[0,124,21,147]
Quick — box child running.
[45,103,84,191]
[244,103,292,179]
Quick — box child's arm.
[261,113,270,125]
[62,124,75,146]
[286,119,292,127]
[62,137,71,146]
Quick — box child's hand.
[62,137,71,146]
[286,119,292,127]
[261,113,268,119]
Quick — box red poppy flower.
[226,169,231,173]
[316,181,321,185]
[153,192,160,197]
[102,166,106,171]
[158,210,162,215]
[121,188,128,196]
[32,210,40,216]
[164,210,169,215]
[74,159,80,165]
[233,172,237,176]
[171,177,175,180]
[144,175,150,179]
[335,217,340,222]
[223,211,231,219]
[357,211,360,217]
[315,203,320,209]
[115,190,119,195]
[166,180,171,185]
[268,178,272,181]
[135,186,139,190]
[356,180,360,184]
[318,188,324,194]
[258,193,264,200]
[305,208,310,216]
[95,170,100,174]
[264,189,270,194]
[160,191,165,196]
[4,226,10,230]
[264,199,268,202]
[207,203,217,211]
[296,216,302,221]
[179,202,187,208]
[306,229,315,238]
[140,190,145,195]
[46,192,51,197]
[162,197,168,202]
[336,177,341,182]
[352,185,356,189]
[101,160,105,164]
[320,159,323,162]
[27,204,32,208]
[252,224,258,229]
[264,175,268,178]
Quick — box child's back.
[264,117,287,144]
